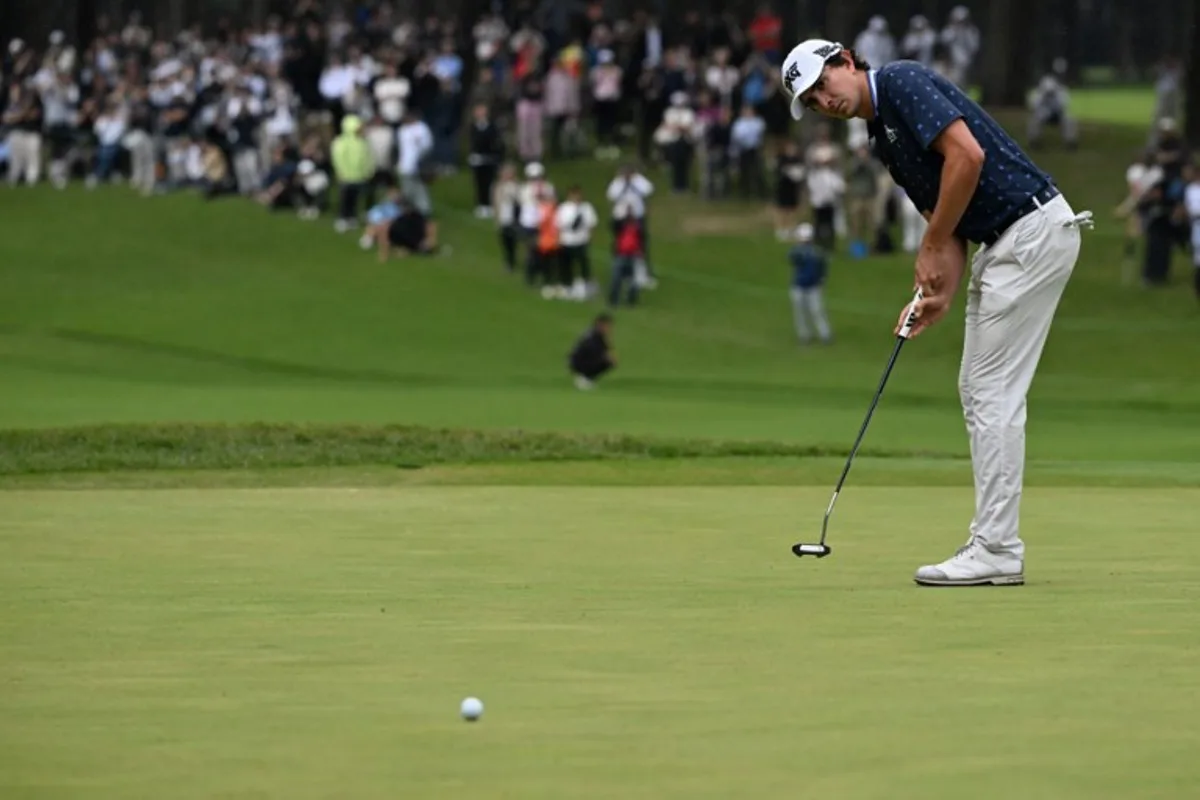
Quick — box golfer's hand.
[899,236,966,337]
[897,291,951,338]
[914,237,964,295]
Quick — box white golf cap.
[780,39,844,120]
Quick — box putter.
[792,288,924,559]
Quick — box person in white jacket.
[554,184,599,300]
[1185,163,1200,301]
[654,91,697,193]
[805,150,845,251]
[396,108,433,214]
[518,161,554,285]
[606,165,656,288]
[854,16,896,70]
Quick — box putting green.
[3,483,1197,798]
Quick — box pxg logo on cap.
[783,62,802,93]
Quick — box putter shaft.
[802,290,923,554]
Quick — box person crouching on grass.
[373,195,440,261]
[568,312,617,391]
[358,182,403,250]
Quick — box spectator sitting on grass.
[256,143,299,210]
[200,130,235,200]
[359,183,403,250]
[375,195,440,262]
[295,159,331,220]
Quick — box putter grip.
[898,288,924,339]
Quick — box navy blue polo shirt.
[789,243,827,289]
[866,61,1054,244]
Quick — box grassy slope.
[0,95,1196,479]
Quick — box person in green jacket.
[331,114,375,232]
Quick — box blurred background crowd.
[1,0,1196,301]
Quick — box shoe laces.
[954,539,982,559]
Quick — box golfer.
[780,39,1092,586]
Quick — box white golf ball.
[460,696,483,721]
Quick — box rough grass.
[0,422,964,476]
[3,90,1196,482]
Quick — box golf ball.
[460,697,483,721]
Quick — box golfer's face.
[801,66,856,120]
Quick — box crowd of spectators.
[2,3,1194,303]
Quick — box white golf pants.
[961,193,1087,558]
[789,286,832,342]
[5,131,42,186]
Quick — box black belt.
[980,184,1061,246]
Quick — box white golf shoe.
[914,539,1024,587]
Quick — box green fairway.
[2,95,1199,796]
[1,104,1197,468]
[2,484,1199,798]
[1065,87,1161,126]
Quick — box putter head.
[792,543,832,558]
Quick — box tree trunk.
[1060,0,1082,84]
[979,0,1037,107]
[1184,0,1200,149]
[1111,0,1138,79]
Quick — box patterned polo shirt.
[865,60,1055,244]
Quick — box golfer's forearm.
[942,256,965,297]
[926,150,983,244]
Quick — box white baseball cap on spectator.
[525,162,544,179]
[780,39,844,121]
[597,49,614,65]
[794,222,815,242]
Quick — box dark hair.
[830,48,871,72]
[595,312,613,325]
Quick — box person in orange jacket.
[533,186,563,297]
